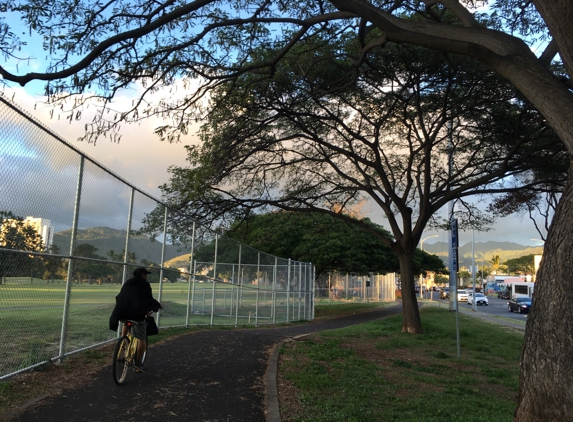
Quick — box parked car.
[457,289,469,301]
[467,292,489,306]
[508,297,532,313]
[440,288,449,299]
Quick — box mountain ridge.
[53,226,184,263]
[424,241,543,267]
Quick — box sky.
[0,83,549,248]
[3,85,195,198]
[0,7,550,249]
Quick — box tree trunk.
[514,165,573,421]
[397,253,423,334]
[331,1,573,418]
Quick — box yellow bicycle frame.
[124,323,140,365]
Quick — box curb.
[266,334,309,422]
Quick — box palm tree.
[489,255,506,275]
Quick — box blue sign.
[451,218,459,272]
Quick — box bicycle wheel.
[112,336,130,385]
[140,336,149,368]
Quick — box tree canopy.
[0,211,45,278]
[226,212,410,279]
[504,254,536,275]
[152,40,561,337]
[1,1,573,419]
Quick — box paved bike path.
[9,305,404,422]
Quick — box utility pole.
[447,119,457,312]
[472,230,477,311]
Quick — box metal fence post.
[121,188,135,285]
[298,262,302,321]
[286,258,291,322]
[229,265,234,316]
[191,260,197,315]
[235,245,241,327]
[304,264,312,320]
[58,155,84,359]
[116,187,134,339]
[312,265,316,319]
[255,252,260,327]
[210,234,218,326]
[156,206,168,327]
[272,257,277,324]
[301,263,308,320]
[185,221,196,327]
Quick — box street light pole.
[472,230,477,312]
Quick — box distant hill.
[53,227,184,263]
[164,254,192,269]
[78,236,540,272]
[424,241,543,267]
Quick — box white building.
[24,216,54,251]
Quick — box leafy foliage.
[227,212,401,277]
[504,254,535,275]
[154,41,561,326]
[0,211,46,278]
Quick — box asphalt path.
[8,305,405,422]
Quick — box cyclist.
[109,267,162,372]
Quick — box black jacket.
[109,276,162,331]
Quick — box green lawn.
[0,280,311,378]
[279,306,523,422]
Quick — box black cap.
[133,267,152,277]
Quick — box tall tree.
[1,1,572,419]
[227,212,409,280]
[488,254,504,275]
[505,254,536,276]
[154,43,560,336]
[73,243,114,283]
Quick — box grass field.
[279,306,523,422]
[0,280,312,378]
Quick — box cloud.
[0,86,199,233]
[368,201,546,248]
[2,86,197,197]
[0,86,550,247]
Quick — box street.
[424,291,529,322]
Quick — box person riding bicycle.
[109,267,162,372]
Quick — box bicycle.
[112,319,148,385]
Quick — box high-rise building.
[24,216,54,251]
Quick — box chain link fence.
[0,94,314,380]
[315,272,396,304]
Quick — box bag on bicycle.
[146,315,159,336]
